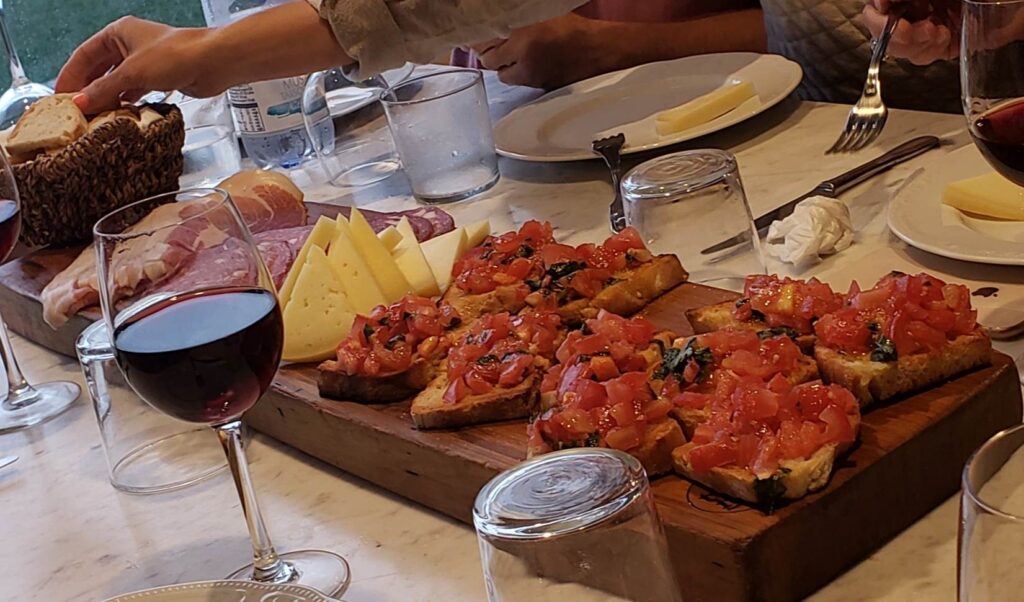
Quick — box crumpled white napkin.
[763,196,854,268]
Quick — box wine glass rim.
[961,423,1024,521]
[93,187,230,241]
[380,68,482,107]
[964,0,1024,5]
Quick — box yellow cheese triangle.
[282,246,356,363]
[348,209,413,303]
[327,216,388,314]
[278,215,336,311]
[421,227,468,292]
[943,172,1024,220]
[465,219,491,249]
[655,81,756,136]
[394,217,441,297]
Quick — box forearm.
[204,1,353,88]
[599,10,767,72]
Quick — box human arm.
[473,10,766,90]
[861,0,959,65]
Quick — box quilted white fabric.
[762,0,961,113]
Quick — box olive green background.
[1,0,204,89]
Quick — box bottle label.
[228,76,306,135]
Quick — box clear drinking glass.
[0,139,79,433]
[76,320,227,494]
[621,149,764,291]
[94,189,349,596]
[474,448,682,602]
[302,66,404,187]
[959,424,1024,600]
[381,69,500,203]
[180,123,242,188]
[0,0,52,129]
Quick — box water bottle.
[201,0,329,169]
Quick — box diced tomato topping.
[454,221,554,294]
[334,296,461,377]
[733,275,844,334]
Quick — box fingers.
[54,26,126,94]
[469,38,505,56]
[861,5,956,65]
[477,40,518,71]
[75,62,143,113]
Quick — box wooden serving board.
[244,282,1024,602]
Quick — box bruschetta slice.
[686,275,843,352]
[318,295,462,403]
[812,272,992,407]
[411,309,563,429]
[672,376,861,509]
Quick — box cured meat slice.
[218,170,308,233]
[334,206,437,242]
[254,226,312,288]
[400,207,456,237]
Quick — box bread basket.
[14,102,185,248]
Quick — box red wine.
[0,199,20,262]
[114,287,283,425]
[971,99,1024,186]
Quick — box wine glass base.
[0,381,80,433]
[226,549,351,597]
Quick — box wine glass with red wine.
[0,143,79,433]
[963,0,1024,185]
[94,189,350,597]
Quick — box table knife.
[0,455,18,470]
[700,135,941,255]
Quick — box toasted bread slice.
[686,300,816,353]
[814,329,992,407]
[86,107,141,135]
[556,254,688,323]
[317,357,437,404]
[6,94,87,155]
[411,373,538,429]
[527,418,686,477]
[441,284,527,323]
[674,442,840,506]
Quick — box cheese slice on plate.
[422,226,468,292]
[394,217,440,297]
[348,209,413,303]
[465,219,491,249]
[656,81,757,137]
[278,215,336,310]
[282,245,356,363]
[943,172,1024,221]
[378,225,403,252]
[327,216,388,313]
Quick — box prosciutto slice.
[41,170,307,328]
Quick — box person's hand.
[861,0,960,65]
[470,14,614,90]
[55,17,220,114]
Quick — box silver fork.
[592,133,627,232]
[826,5,906,154]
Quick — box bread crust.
[686,300,816,352]
[7,94,87,155]
[527,418,686,477]
[814,329,992,407]
[411,373,538,429]
[317,358,437,404]
[441,284,527,323]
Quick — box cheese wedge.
[655,81,757,136]
[422,227,468,292]
[278,215,336,310]
[282,246,356,363]
[348,209,413,302]
[943,172,1024,221]
[327,216,388,313]
[378,226,403,252]
[465,219,491,249]
[394,217,441,297]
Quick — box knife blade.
[700,135,941,255]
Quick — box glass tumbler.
[473,448,682,602]
[621,149,764,291]
[959,424,1024,600]
[381,69,500,203]
[76,320,226,494]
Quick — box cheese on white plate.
[465,219,491,249]
[277,215,336,310]
[943,172,1024,221]
[378,226,403,252]
[348,209,413,303]
[655,81,757,136]
[421,226,468,292]
[394,217,440,297]
[282,245,356,363]
[327,216,388,314]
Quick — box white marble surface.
[4,71,1024,602]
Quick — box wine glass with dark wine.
[0,142,79,433]
[963,0,1024,185]
[94,189,350,596]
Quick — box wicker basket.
[14,102,185,248]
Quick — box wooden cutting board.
[244,282,1024,602]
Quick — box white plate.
[493,53,802,162]
[103,580,340,602]
[888,144,1024,266]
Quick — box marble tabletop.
[4,71,1024,602]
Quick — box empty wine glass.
[0,0,52,129]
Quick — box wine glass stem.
[214,419,295,584]
[0,7,27,86]
[0,310,37,408]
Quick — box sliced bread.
[6,94,87,155]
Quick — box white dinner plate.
[493,53,803,162]
[103,580,341,602]
[888,144,1024,266]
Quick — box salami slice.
[255,225,313,288]
[399,207,456,238]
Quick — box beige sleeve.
[306,0,587,79]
